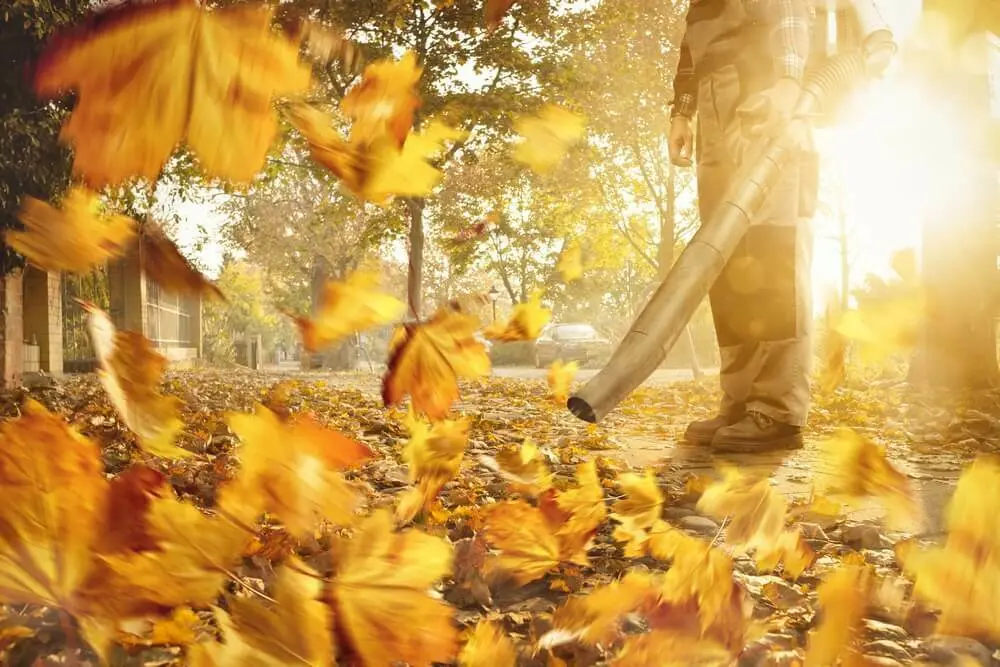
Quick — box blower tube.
[567,52,870,424]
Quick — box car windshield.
[557,325,597,340]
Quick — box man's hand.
[669,116,694,167]
[738,77,802,139]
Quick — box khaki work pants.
[695,62,815,426]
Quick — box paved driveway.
[491,366,718,384]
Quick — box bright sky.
[172,0,943,315]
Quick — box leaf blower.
[567,0,897,423]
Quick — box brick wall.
[0,270,24,387]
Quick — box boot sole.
[710,433,804,454]
[683,430,719,447]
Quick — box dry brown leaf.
[34,0,311,187]
[8,187,136,273]
[81,302,188,459]
[286,268,405,353]
[382,305,491,420]
[331,509,458,666]
[485,0,518,32]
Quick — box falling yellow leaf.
[8,187,136,273]
[483,500,562,584]
[287,268,406,353]
[383,305,491,420]
[191,560,334,666]
[34,1,311,187]
[553,460,607,540]
[609,470,664,557]
[896,458,1000,641]
[81,302,188,459]
[220,406,373,535]
[549,570,660,645]
[512,104,586,174]
[482,438,552,497]
[395,413,470,523]
[482,290,551,341]
[819,429,922,532]
[612,632,733,667]
[755,528,817,580]
[331,510,458,666]
[459,621,517,667]
[556,240,583,283]
[548,359,579,405]
[805,564,871,666]
[363,121,466,203]
[697,467,788,554]
[342,51,422,146]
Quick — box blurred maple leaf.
[81,302,188,459]
[382,305,491,420]
[553,460,608,540]
[459,621,517,667]
[0,400,109,613]
[697,467,787,554]
[548,571,660,646]
[34,1,311,187]
[512,104,586,174]
[556,240,583,283]
[485,0,518,32]
[117,606,200,650]
[482,290,551,341]
[140,224,225,301]
[192,560,333,665]
[819,428,921,532]
[286,268,405,353]
[609,470,664,557]
[896,458,1000,640]
[483,500,563,584]
[480,438,552,497]
[395,412,470,523]
[754,528,816,581]
[804,563,872,665]
[342,51,422,146]
[548,359,579,405]
[220,405,373,536]
[7,187,136,273]
[612,632,732,667]
[331,509,458,666]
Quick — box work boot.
[711,410,803,453]
[683,411,743,446]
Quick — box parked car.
[533,323,612,368]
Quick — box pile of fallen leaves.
[3,1,1000,665]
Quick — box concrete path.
[492,366,719,383]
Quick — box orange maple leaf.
[382,306,491,420]
[34,0,311,187]
[482,290,551,342]
[485,0,518,32]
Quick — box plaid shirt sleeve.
[671,32,698,119]
[746,0,812,83]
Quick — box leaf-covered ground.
[2,367,998,666]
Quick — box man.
[668,0,817,453]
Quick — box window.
[555,324,597,341]
[145,275,195,348]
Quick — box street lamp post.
[488,285,500,321]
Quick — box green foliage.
[0,1,89,274]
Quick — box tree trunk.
[406,198,425,320]
[910,4,998,388]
